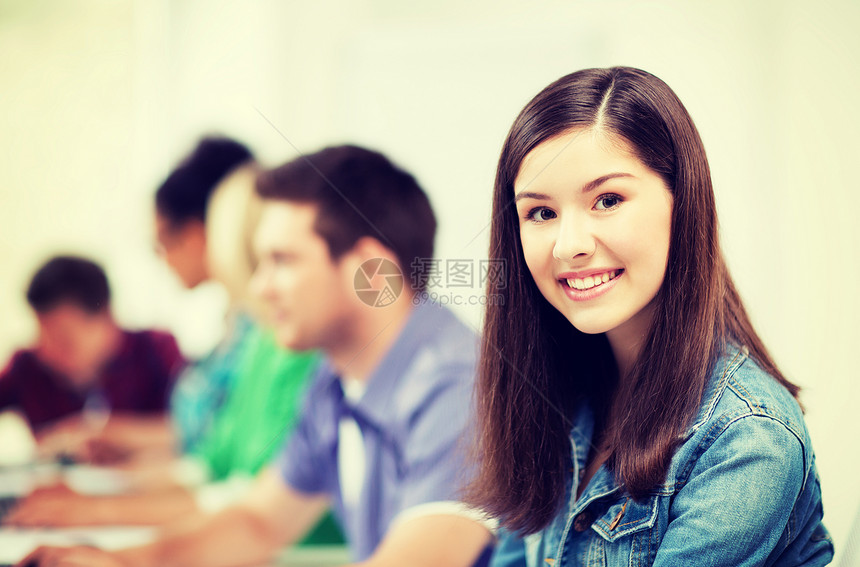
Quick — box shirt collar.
[322,300,444,428]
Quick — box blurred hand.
[15,545,130,567]
[4,485,98,528]
[37,419,135,465]
[80,436,133,465]
[36,416,90,460]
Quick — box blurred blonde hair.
[204,162,265,319]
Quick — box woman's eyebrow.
[581,172,634,193]
[514,191,550,202]
[515,172,634,202]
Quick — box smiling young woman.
[470,67,834,566]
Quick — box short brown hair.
[27,256,110,313]
[256,145,436,291]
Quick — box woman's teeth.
[566,270,618,291]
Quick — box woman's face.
[514,128,673,347]
[154,212,209,289]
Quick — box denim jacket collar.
[567,402,622,519]
[683,343,749,440]
[568,342,751,512]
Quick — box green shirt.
[192,325,343,545]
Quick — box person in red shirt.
[0,256,184,436]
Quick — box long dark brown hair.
[468,67,799,535]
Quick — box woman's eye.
[526,207,557,222]
[594,194,622,211]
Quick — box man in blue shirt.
[20,145,493,567]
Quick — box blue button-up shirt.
[276,301,482,562]
[491,345,834,567]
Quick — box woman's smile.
[558,268,624,301]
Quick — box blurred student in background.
[57,136,266,461]
[154,136,261,455]
[15,144,493,567]
[5,137,342,545]
[15,138,258,464]
[0,255,183,442]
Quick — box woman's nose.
[552,214,596,261]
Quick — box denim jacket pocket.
[589,494,661,567]
[591,495,659,541]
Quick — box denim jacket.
[491,345,834,567]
